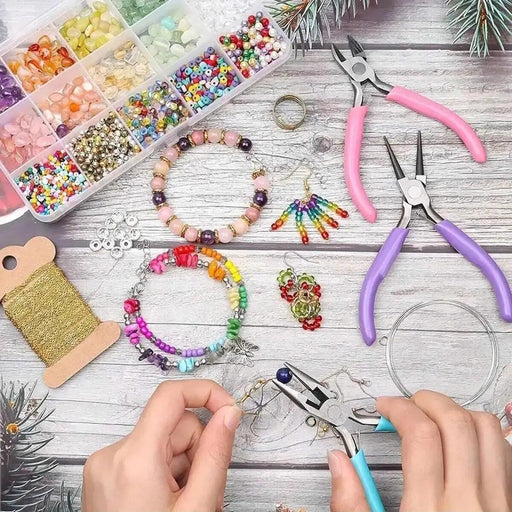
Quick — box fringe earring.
[271,163,348,244]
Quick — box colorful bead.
[171,48,241,112]
[153,130,268,243]
[117,80,189,148]
[0,65,24,114]
[220,12,286,78]
[124,245,249,373]
[14,150,88,216]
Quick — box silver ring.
[113,227,127,240]
[385,300,499,407]
[272,94,306,131]
[125,214,138,227]
[120,239,133,250]
[111,210,125,224]
[104,218,117,229]
[102,239,115,250]
[129,228,141,241]
[89,239,102,252]
[111,246,124,259]
[97,227,110,239]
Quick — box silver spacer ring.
[272,94,306,131]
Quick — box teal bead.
[186,358,194,372]
[161,16,176,30]
[178,359,187,373]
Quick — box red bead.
[321,232,329,239]
[124,298,140,314]
[261,28,269,38]
[261,17,270,27]
[248,14,256,25]
[301,236,309,244]
[257,41,265,49]
[230,34,238,43]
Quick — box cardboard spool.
[0,237,120,388]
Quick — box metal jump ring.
[272,94,306,131]
[385,299,499,408]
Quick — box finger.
[170,452,191,485]
[377,396,443,509]
[132,380,234,446]
[328,450,369,512]
[170,411,203,458]
[178,404,242,511]
[471,411,509,511]
[412,390,479,492]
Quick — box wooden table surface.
[1,1,511,510]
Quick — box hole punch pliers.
[273,362,396,512]
[359,132,512,346]
[331,36,487,223]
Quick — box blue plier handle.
[273,363,396,512]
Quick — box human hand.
[328,390,512,512]
[82,379,242,512]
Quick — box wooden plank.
[0,248,509,463]
[2,49,511,248]
[42,464,404,512]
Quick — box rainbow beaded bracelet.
[123,244,255,373]
[151,128,270,244]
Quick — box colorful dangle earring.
[277,252,322,330]
[271,167,349,244]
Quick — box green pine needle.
[447,0,512,56]
[1,380,79,512]
[268,0,376,53]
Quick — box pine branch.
[0,380,79,512]
[268,0,376,53]
[447,0,512,56]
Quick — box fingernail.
[224,405,242,432]
[328,450,343,477]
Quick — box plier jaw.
[331,37,393,108]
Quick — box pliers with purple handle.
[359,132,512,346]
[273,362,396,512]
[331,36,487,223]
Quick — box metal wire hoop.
[383,299,499,407]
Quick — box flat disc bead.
[218,227,234,243]
[158,206,173,223]
[169,218,184,235]
[224,130,239,147]
[164,146,179,162]
[233,217,249,234]
[154,160,169,175]
[151,176,165,190]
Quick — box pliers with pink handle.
[332,36,487,224]
[359,132,511,346]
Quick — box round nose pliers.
[332,36,487,223]
[359,132,512,346]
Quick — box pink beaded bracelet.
[151,128,269,244]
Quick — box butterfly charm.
[225,337,259,367]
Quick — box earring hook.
[280,158,327,191]
[283,251,318,272]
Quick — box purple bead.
[0,75,15,88]
[129,336,140,345]
[191,349,198,357]
[124,324,138,335]
[0,65,6,75]
[177,136,191,151]
[152,191,166,206]
[140,327,149,336]
[169,346,176,354]
[198,348,205,356]
[200,229,215,245]
[56,123,70,138]
[164,344,171,353]
[147,354,156,363]
[238,137,252,152]
[136,316,145,325]
[253,190,268,207]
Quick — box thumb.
[178,404,242,511]
[328,450,370,512]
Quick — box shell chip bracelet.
[124,244,254,373]
[151,128,270,244]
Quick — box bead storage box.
[0,0,291,222]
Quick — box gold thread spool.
[0,237,120,388]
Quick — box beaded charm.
[278,267,322,330]
[124,244,257,373]
[271,174,348,244]
[152,129,270,244]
